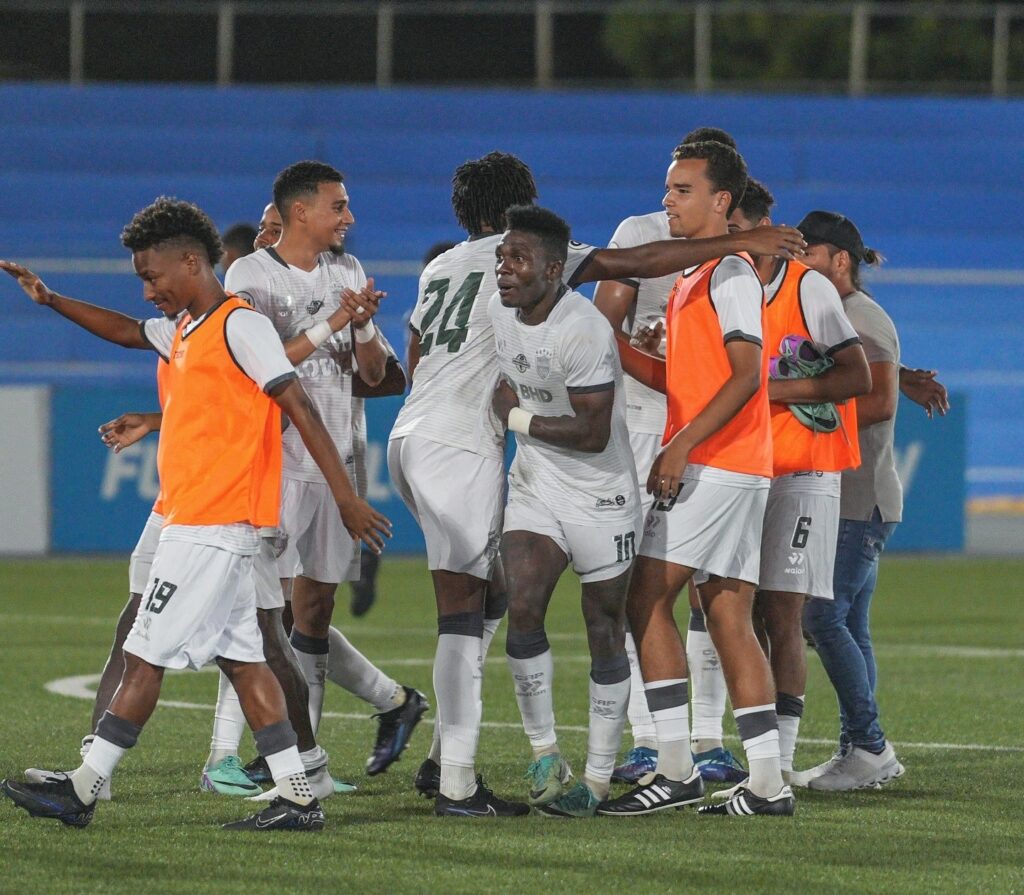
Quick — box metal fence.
[2,0,1022,94]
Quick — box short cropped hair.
[736,177,775,223]
[672,141,749,217]
[121,196,223,265]
[222,223,258,256]
[681,126,737,150]
[451,152,538,235]
[273,160,344,221]
[504,205,570,263]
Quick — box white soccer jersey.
[225,247,367,487]
[763,262,861,356]
[389,234,598,461]
[606,211,676,436]
[489,289,639,526]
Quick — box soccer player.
[254,202,283,250]
[490,205,642,818]
[728,181,871,778]
[599,141,795,818]
[0,197,390,830]
[221,222,258,272]
[594,126,749,787]
[225,161,428,779]
[793,211,908,791]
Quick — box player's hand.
[899,367,950,418]
[491,377,519,428]
[338,497,392,554]
[647,436,690,501]
[342,278,386,329]
[98,412,159,453]
[631,319,665,357]
[0,260,54,305]
[736,226,807,260]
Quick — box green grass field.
[1,556,1022,895]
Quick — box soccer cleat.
[535,782,601,818]
[23,766,111,802]
[414,758,441,798]
[597,771,704,816]
[525,752,572,807]
[807,744,905,792]
[201,755,263,796]
[350,550,380,617]
[332,775,358,795]
[434,778,530,818]
[611,746,658,784]
[222,796,325,831]
[247,765,341,802]
[243,755,272,784]
[1,776,95,827]
[698,784,796,817]
[366,687,430,776]
[693,746,748,784]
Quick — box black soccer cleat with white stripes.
[697,784,795,817]
[596,771,704,816]
[221,796,325,831]
[1,776,95,827]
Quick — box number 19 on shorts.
[614,531,636,564]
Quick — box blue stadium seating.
[0,83,1020,497]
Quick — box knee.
[507,597,545,633]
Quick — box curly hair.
[672,141,748,217]
[121,197,224,265]
[736,177,775,223]
[504,204,570,263]
[451,152,538,235]
[273,160,344,222]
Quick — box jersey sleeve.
[846,299,899,365]
[564,240,600,289]
[140,316,177,360]
[709,256,764,346]
[409,264,437,333]
[798,270,861,356]
[224,308,299,393]
[561,312,618,392]
[224,255,272,314]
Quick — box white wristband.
[507,407,534,435]
[354,320,377,343]
[304,320,333,349]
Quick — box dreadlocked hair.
[451,151,538,235]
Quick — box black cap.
[797,211,867,262]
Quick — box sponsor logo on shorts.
[513,353,530,373]
[785,552,806,575]
[595,495,628,510]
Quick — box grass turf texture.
[1,556,1022,895]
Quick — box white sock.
[687,610,727,751]
[207,670,247,766]
[507,648,557,756]
[624,630,657,749]
[264,745,313,806]
[299,744,328,773]
[735,704,784,797]
[435,632,483,801]
[71,736,125,805]
[645,678,693,782]
[776,693,805,772]
[482,615,502,658]
[326,625,402,713]
[585,667,630,800]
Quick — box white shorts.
[388,435,503,579]
[123,537,264,670]
[629,431,662,517]
[640,465,769,585]
[758,472,840,600]
[504,489,641,584]
[255,537,286,610]
[277,478,360,584]
[128,511,164,595]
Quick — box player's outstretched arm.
[614,331,667,394]
[769,343,871,405]
[270,378,392,553]
[99,412,162,453]
[899,366,950,418]
[577,227,806,283]
[492,377,614,453]
[0,260,148,349]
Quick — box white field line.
[44,669,1024,754]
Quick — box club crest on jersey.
[512,353,530,373]
[307,299,325,316]
[535,348,552,379]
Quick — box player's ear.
[546,257,564,283]
[713,190,732,215]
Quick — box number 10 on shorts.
[614,531,636,564]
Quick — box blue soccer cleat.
[693,747,748,784]
[611,746,658,784]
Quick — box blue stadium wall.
[1,83,1015,553]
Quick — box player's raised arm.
[576,226,806,284]
[342,278,388,388]
[99,412,162,453]
[614,331,667,394]
[0,260,148,349]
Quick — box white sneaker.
[807,743,905,792]
[246,764,337,802]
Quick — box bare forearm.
[48,293,147,348]
[674,374,758,454]
[354,335,387,387]
[769,366,869,404]
[286,395,358,504]
[583,233,746,282]
[526,414,610,453]
[616,333,666,393]
[353,359,406,397]
[855,393,896,427]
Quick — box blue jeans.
[803,508,897,753]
